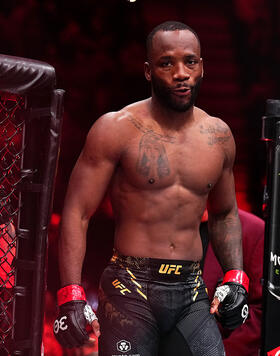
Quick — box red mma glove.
[53,284,98,348]
[211,270,249,330]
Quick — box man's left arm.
[207,133,249,329]
[207,169,242,273]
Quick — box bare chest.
[117,128,225,194]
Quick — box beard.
[151,75,202,112]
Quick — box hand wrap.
[214,270,249,330]
[53,284,97,348]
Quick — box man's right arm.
[59,113,121,286]
[53,113,123,346]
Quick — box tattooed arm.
[205,120,250,326]
[207,168,243,272]
[206,120,243,272]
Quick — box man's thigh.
[97,266,159,356]
[159,300,225,356]
[98,312,159,356]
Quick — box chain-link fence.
[0,55,64,356]
[0,94,25,354]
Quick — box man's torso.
[101,99,230,260]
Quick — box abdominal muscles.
[110,183,206,260]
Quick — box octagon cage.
[0,55,64,356]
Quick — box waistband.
[111,249,201,281]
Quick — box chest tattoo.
[137,131,171,179]
[199,123,231,146]
[129,117,175,180]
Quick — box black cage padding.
[30,89,64,353]
[0,55,56,95]
[0,54,64,356]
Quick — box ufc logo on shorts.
[53,316,68,334]
[159,264,182,275]
[112,279,131,295]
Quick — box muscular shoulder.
[84,100,149,161]
[195,108,233,142]
[84,111,129,162]
[195,108,236,167]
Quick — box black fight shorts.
[97,250,225,356]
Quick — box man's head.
[145,21,203,113]
[146,21,201,61]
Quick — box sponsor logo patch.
[117,340,131,353]
[241,304,249,322]
[53,316,68,334]
[270,252,280,267]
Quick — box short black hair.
[146,21,200,60]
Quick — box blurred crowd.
[0,0,277,214]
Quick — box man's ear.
[144,61,151,81]
[200,57,204,78]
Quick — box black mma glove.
[53,284,97,348]
[213,270,249,330]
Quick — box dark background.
[0,0,279,292]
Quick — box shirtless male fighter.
[53,21,249,356]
